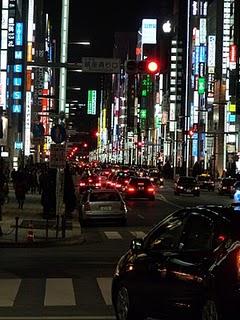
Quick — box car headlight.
[195,186,200,190]
[179,186,184,189]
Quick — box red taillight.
[124,180,128,184]
[237,251,240,280]
[80,182,86,186]
[147,187,155,193]
[89,179,93,183]
[128,187,135,192]
[84,202,91,211]
[116,184,121,188]
[217,235,226,242]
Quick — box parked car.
[196,174,215,191]
[218,177,236,195]
[79,189,127,226]
[112,205,240,320]
[124,177,155,200]
[174,176,200,196]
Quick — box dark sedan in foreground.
[112,205,240,320]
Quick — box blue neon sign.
[13,78,22,86]
[15,23,23,46]
[14,64,22,72]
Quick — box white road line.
[130,231,146,238]
[137,214,145,219]
[96,277,112,306]
[157,194,183,209]
[104,231,122,239]
[0,279,21,307]
[44,278,76,306]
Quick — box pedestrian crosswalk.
[102,229,148,240]
[0,277,113,309]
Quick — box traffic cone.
[27,221,34,242]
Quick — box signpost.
[82,57,121,73]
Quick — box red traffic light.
[126,59,160,74]
[146,60,160,74]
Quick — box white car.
[79,189,127,226]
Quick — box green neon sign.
[198,77,205,94]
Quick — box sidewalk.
[0,187,83,247]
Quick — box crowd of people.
[0,163,76,218]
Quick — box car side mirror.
[130,238,144,253]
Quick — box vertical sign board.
[49,144,66,168]
[87,90,97,115]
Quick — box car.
[112,205,240,320]
[79,189,127,226]
[174,176,200,196]
[78,174,101,194]
[124,177,155,200]
[148,170,164,187]
[196,174,215,191]
[218,177,236,195]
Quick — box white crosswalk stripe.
[0,277,113,308]
[130,231,146,238]
[104,231,122,239]
[0,279,21,307]
[44,278,76,306]
[96,277,112,305]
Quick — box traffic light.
[126,59,160,75]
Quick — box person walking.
[14,171,27,209]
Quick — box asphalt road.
[0,184,233,319]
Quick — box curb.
[0,234,86,248]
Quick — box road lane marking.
[44,278,75,306]
[137,214,145,219]
[157,194,183,209]
[0,279,21,307]
[130,231,146,238]
[104,231,122,239]
[96,277,112,305]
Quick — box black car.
[112,205,240,320]
[218,177,236,195]
[124,177,155,200]
[174,176,200,196]
[196,174,215,191]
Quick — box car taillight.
[128,187,135,192]
[96,183,101,187]
[116,184,121,188]
[89,179,93,183]
[124,180,128,184]
[237,251,240,280]
[80,182,86,186]
[84,202,91,211]
[147,187,155,192]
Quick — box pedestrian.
[14,171,27,209]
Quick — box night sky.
[46,0,172,56]
[44,0,172,146]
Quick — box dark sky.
[46,0,172,57]
[44,0,172,142]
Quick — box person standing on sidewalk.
[14,170,27,209]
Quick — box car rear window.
[90,192,121,202]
